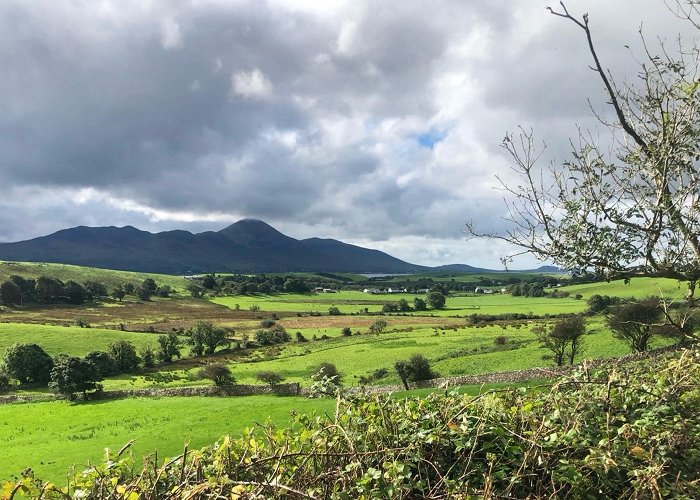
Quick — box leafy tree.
[381,302,398,313]
[63,280,86,304]
[397,299,411,312]
[140,344,156,368]
[142,278,158,293]
[467,4,700,300]
[368,319,387,334]
[328,306,341,316]
[256,371,284,386]
[108,340,140,372]
[111,285,126,302]
[314,362,341,384]
[187,321,229,356]
[295,331,308,342]
[156,333,181,363]
[201,274,217,290]
[9,275,35,302]
[186,282,205,298]
[341,327,352,337]
[135,284,152,301]
[535,316,587,366]
[84,281,108,301]
[607,299,663,353]
[197,364,234,386]
[156,285,171,298]
[84,351,119,376]
[35,276,64,302]
[255,326,290,346]
[49,356,102,400]
[0,280,22,306]
[413,297,427,311]
[427,291,446,310]
[0,372,11,393]
[283,278,310,293]
[3,343,53,385]
[123,283,135,295]
[394,354,436,390]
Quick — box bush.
[368,319,387,334]
[7,348,700,498]
[84,351,119,376]
[198,364,235,386]
[255,326,291,346]
[341,327,352,337]
[49,356,102,400]
[3,343,53,385]
[260,318,276,328]
[328,306,341,316]
[313,362,341,384]
[494,335,508,345]
[256,371,284,385]
[108,340,140,373]
[394,354,436,390]
[74,316,90,328]
[0,372,11,393]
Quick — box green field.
[562,277,688,300]
[0,323,170,358]
[0,395,335,483]
[211,290,589,316]
[0,261,189,293]
[0,267,686,485]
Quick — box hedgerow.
[4,348,700,498]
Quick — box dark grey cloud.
[0,0,693,267]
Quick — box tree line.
[0,274,172,306]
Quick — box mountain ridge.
[0,220,429,274]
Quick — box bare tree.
[468,2,700,301]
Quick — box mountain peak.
[218,219,297,248]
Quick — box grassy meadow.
[0,266,686,483]
[0,395,335,483]
[0,261,189,293]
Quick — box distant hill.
[428,263,492,274]
[0,220,431,274]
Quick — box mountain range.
[0,219,430,274]
[0,220,559,275]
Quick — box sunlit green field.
[0,323,168,357]
[0,395,334,484]
[0,271,685,487]
[212,291,589,316]
[0,261,189,293]
[562,277,688,300]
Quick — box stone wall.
[97,382,301,400]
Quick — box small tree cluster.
[394,354,436,390]
[534,316,586,366]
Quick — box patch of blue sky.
[415,128,447,149]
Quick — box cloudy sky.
[0,0,695,268]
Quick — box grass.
[0,323,169,357]
[211,291,588,316]
[0,395,335,484]
[0,268,685,487]
[101,316,660,391]
[561,277,688,300]
[0,261,189,293]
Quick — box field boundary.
[0,344,683,405]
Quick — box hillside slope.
[0,219,429,274]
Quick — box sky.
[0,0,696,269]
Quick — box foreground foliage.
[5,348,700,498]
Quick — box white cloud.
[230,68,273,99]
[160,18,183,50]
